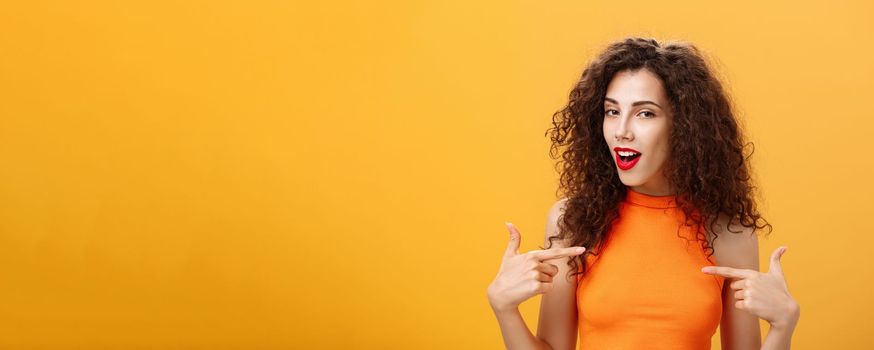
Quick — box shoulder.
[709,213,759,269]
[544,198,570,246]
[547,198,569,226]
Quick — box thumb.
[768,246,787,276]
[504,222,521,258]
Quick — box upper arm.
[535,198,578,350]
[713,215,762,350]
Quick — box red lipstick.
[614,147,642,170]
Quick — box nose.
[614,115,634,142]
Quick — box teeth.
[618,151,640,157]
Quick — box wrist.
[487,295,517,315]
[489,299,518,314]
[486,285,517,314]
[769,301,800,331]
[491,305,521,319]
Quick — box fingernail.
[576,247,585,253]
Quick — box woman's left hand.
[701,246,800,330]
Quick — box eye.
[639,111,655,118]
[604,108,618,117]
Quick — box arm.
[535,198,578,350]
[761,309,799,350]
[760,265,800,350]
[716,220,762,350]
[709,216,800,350]
[488,199,576,350]
[490,307,553,350]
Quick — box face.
[602,68,674,196]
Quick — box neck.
[628,182,674,196]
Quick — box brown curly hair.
[544,37,773,284]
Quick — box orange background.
[0,1,871,348]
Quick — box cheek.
[643,128,671,165]
[603,126,615,147]
[655,137,670,155]
[652,137,672,165]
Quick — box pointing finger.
[530,246,586,261]
[701,265,757,279]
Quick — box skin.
[602,68,674,196]
[704,245,801,349]
[488,68,799,349]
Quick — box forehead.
[604,69,668,105]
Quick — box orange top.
[576,188,725,349]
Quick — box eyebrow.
[604,97,663,109]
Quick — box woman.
[486,37,800,349]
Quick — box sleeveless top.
[576,188,725,349]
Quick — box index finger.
[529,247,585,261]
[701,266,757,279]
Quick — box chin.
[617,177,641,187]
[617,172,648,187]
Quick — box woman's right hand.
[487,222,586,313]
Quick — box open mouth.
[614,148,642,170]
[618,151,641,162]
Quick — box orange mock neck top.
[576,188,725,350]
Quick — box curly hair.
[544,37,773,284]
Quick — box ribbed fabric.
[576,188,724,349]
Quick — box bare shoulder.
[545,198,570,248]
[711,214,764,348]
[709,213,759,270]
[536,197,579,349]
